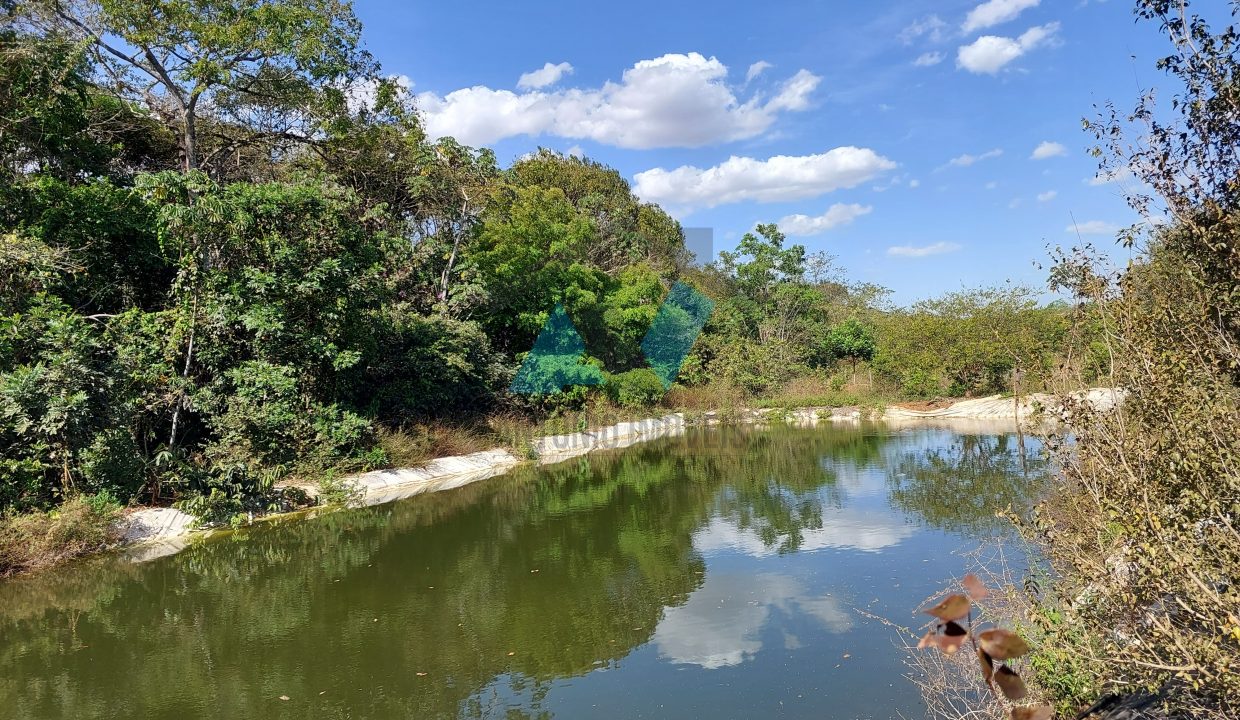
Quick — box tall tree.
[25,0,374,173]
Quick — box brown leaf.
[977,647,995,685]
[1011,705,1054,720]
[938,621,969,655]
[978,628,1031,660]
[917,621,968,655]
[924,593,971,621]
[994,666,1028,701]
[963,573,990,600]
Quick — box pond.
[0,421,1044,720]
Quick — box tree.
[824,318,876,381]
[26,0,374,173]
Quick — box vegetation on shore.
[906,3,1239,719]
[0,0,1086,549]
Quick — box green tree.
[28,0,374,173]
[824,318,876,380]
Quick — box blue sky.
[351,0,1173,304]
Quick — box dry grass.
[376,423,501,468]
[662,382,747,411]
[0,498,122,577]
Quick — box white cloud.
[914,51,945,67]
[777,203,873,236]
[900,15,948,44]
[956,22,1059,74]
[1067,220,1121,235]
[947,148,1003,167]
[1031,140,1067,159]
[887,241,963,257]
[1037,190,1057,202]
[962,0,1041,33]
[909,178,921,188]
[516,61,573,90]
[652,571,853,669]
[633,147,896,211]
[417,53,821,149]
[745,60,773,83]
[566,144,584,157]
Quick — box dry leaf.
[1011,705,1054,720]
[963,573,990,600]
[994,666,1028,701]
[924,593,971,621]
[278,696,290,701]
[977,647,995,685]
[507,651,516,656]
[978,628,1031,660]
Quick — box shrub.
[0,496,121,576]
[603,369,666,409]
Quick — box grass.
[0,495,123,577]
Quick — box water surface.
[0,422,1043,719]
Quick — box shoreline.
[98,389,1124,566]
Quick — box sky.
[350,0,1180,304]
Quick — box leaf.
[924,593,971,621]
[920,620,969,655]
[994,666,1028,701]
[1011,706,1054,720]
[977,647,995,685]
[963,573,990,600]
[978,628,1031,660]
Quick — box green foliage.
[603,369,667,409]
[824,318,876,372]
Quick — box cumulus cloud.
[517,61,573,90]
[1067,220,1120,235]
[1037,190,1057,202]
[652,571,853,669]
[1031,140,1067,159]
[957,22,1059,74]
[947,148,1003,167]
[777,204,873,236]
[962,0,1040,33]
[745,60,773,83]
[887,241,962,257]
[416,53,821,149]
[900,14,948,44]
[632,147,896,211]
[914,51,945,67]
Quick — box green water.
[0,423,1043,720]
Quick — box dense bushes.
[603,369,667,408]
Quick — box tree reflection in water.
[0,423,1044,720]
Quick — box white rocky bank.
[117,390,1123,559]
